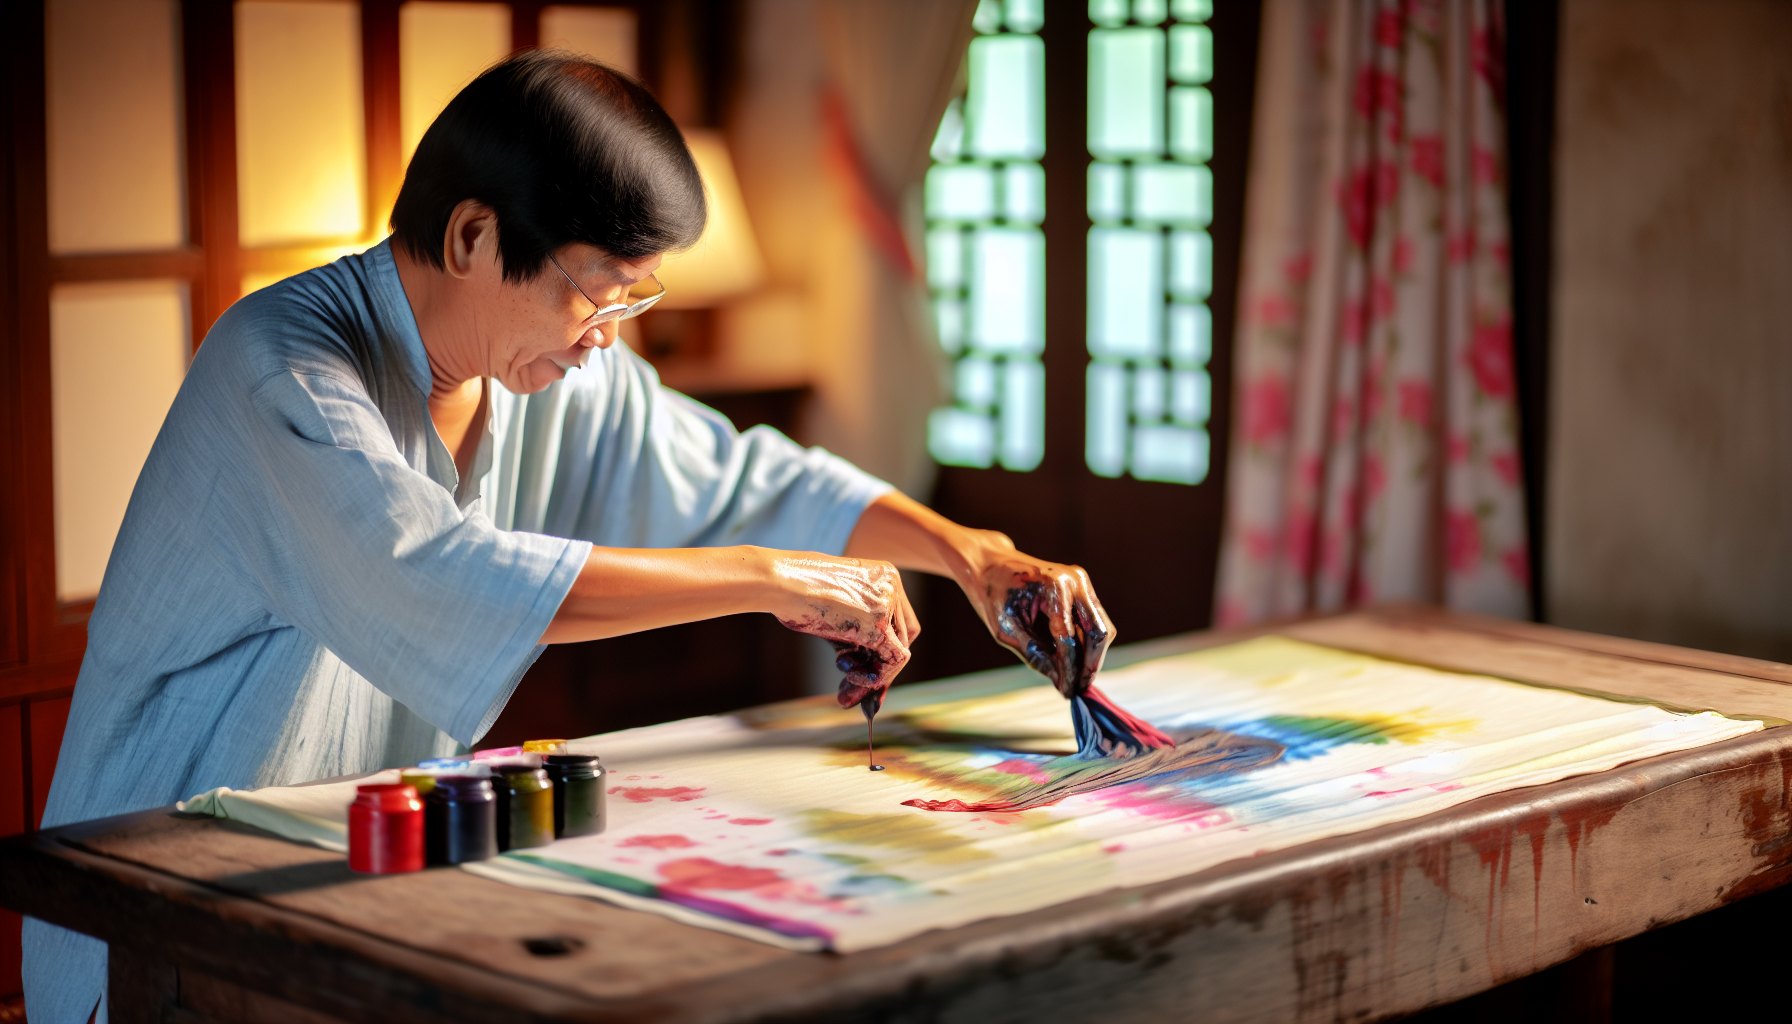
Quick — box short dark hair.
[391,50,706,281]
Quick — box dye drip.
[862,693,884,771]
[905,726,1285,814]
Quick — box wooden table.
[5,606,1792,1023]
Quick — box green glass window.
[925,0,1045,472]
[926,0,1214,485]
[1086,0,1212,484]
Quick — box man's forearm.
[842,491,1010,589]
[541,545,776,645]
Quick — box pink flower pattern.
[1218,0,1528,625]
[1490,451,1521,487]
[1397,378,1433,428]
[1393,235,1415,273]
[1353,67,1406,140]
[1256,292,1297,330]
[1502,545,1530,588]
[1375,9,1405,48]
[1410,135,1444,187]
[1446,509,1482,574]
[1467,317,1515,399]
[1242,373,1292,447]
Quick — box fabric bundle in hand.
[1070,686,1176,758]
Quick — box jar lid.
[354,783,422,810]
[432,775,496,797]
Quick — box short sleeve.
[507,343,893,553]
[233,369,590,745]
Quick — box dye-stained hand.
[771,554,920,712]
[964,539,1115,699]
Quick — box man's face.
[484,244,663,395]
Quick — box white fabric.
[181,638,1762,953]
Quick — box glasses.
[547,253,667,326]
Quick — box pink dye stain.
[989,759,1052,785]
[620,834,698,850]
[657,857,848,910]
[609,785,705,803]
[767,848,797,857]
[1092,785,1233,828]
[1366,779,1463,799]
[1103,843,1126,854]
[659,857,784,891]
[729,817,774,826]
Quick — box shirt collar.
[364,237,436,399]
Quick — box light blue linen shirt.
[23,239,889,1023]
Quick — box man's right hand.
[769,552,919,713]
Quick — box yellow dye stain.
[799,810,994,865]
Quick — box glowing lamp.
[655,128,766,309]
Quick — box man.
[25,51,1112,1021]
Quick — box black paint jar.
[492,764,555,851]
[543,753,606,838]
[424,775,498,866]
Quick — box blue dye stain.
[1221,714,1414,761]
[834,872,910,897]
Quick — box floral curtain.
[1216,0,1528,625]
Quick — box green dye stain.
[842,872,908,885]
[510,853,662,898]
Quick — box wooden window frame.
[910,1,1261,683]
[1,0,653,699]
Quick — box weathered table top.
[5,606,1792,1023]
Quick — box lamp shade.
[657,128,766,308]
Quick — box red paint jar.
[348,783,425,874]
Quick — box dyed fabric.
[1070,686,1176,758]
[1216,0,1527,624]
[24,239,889,1024]
[183,637,1762,952]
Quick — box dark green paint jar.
[543,753,606,838]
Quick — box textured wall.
[1549,0,1792,659]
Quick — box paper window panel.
[1084,0,1214,485]
[45,0,185,254]
[925,0,1046,473]
[50,281,191,603]
[400,3,512,167]
[540,6,638,75]
[235,1,367,247]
